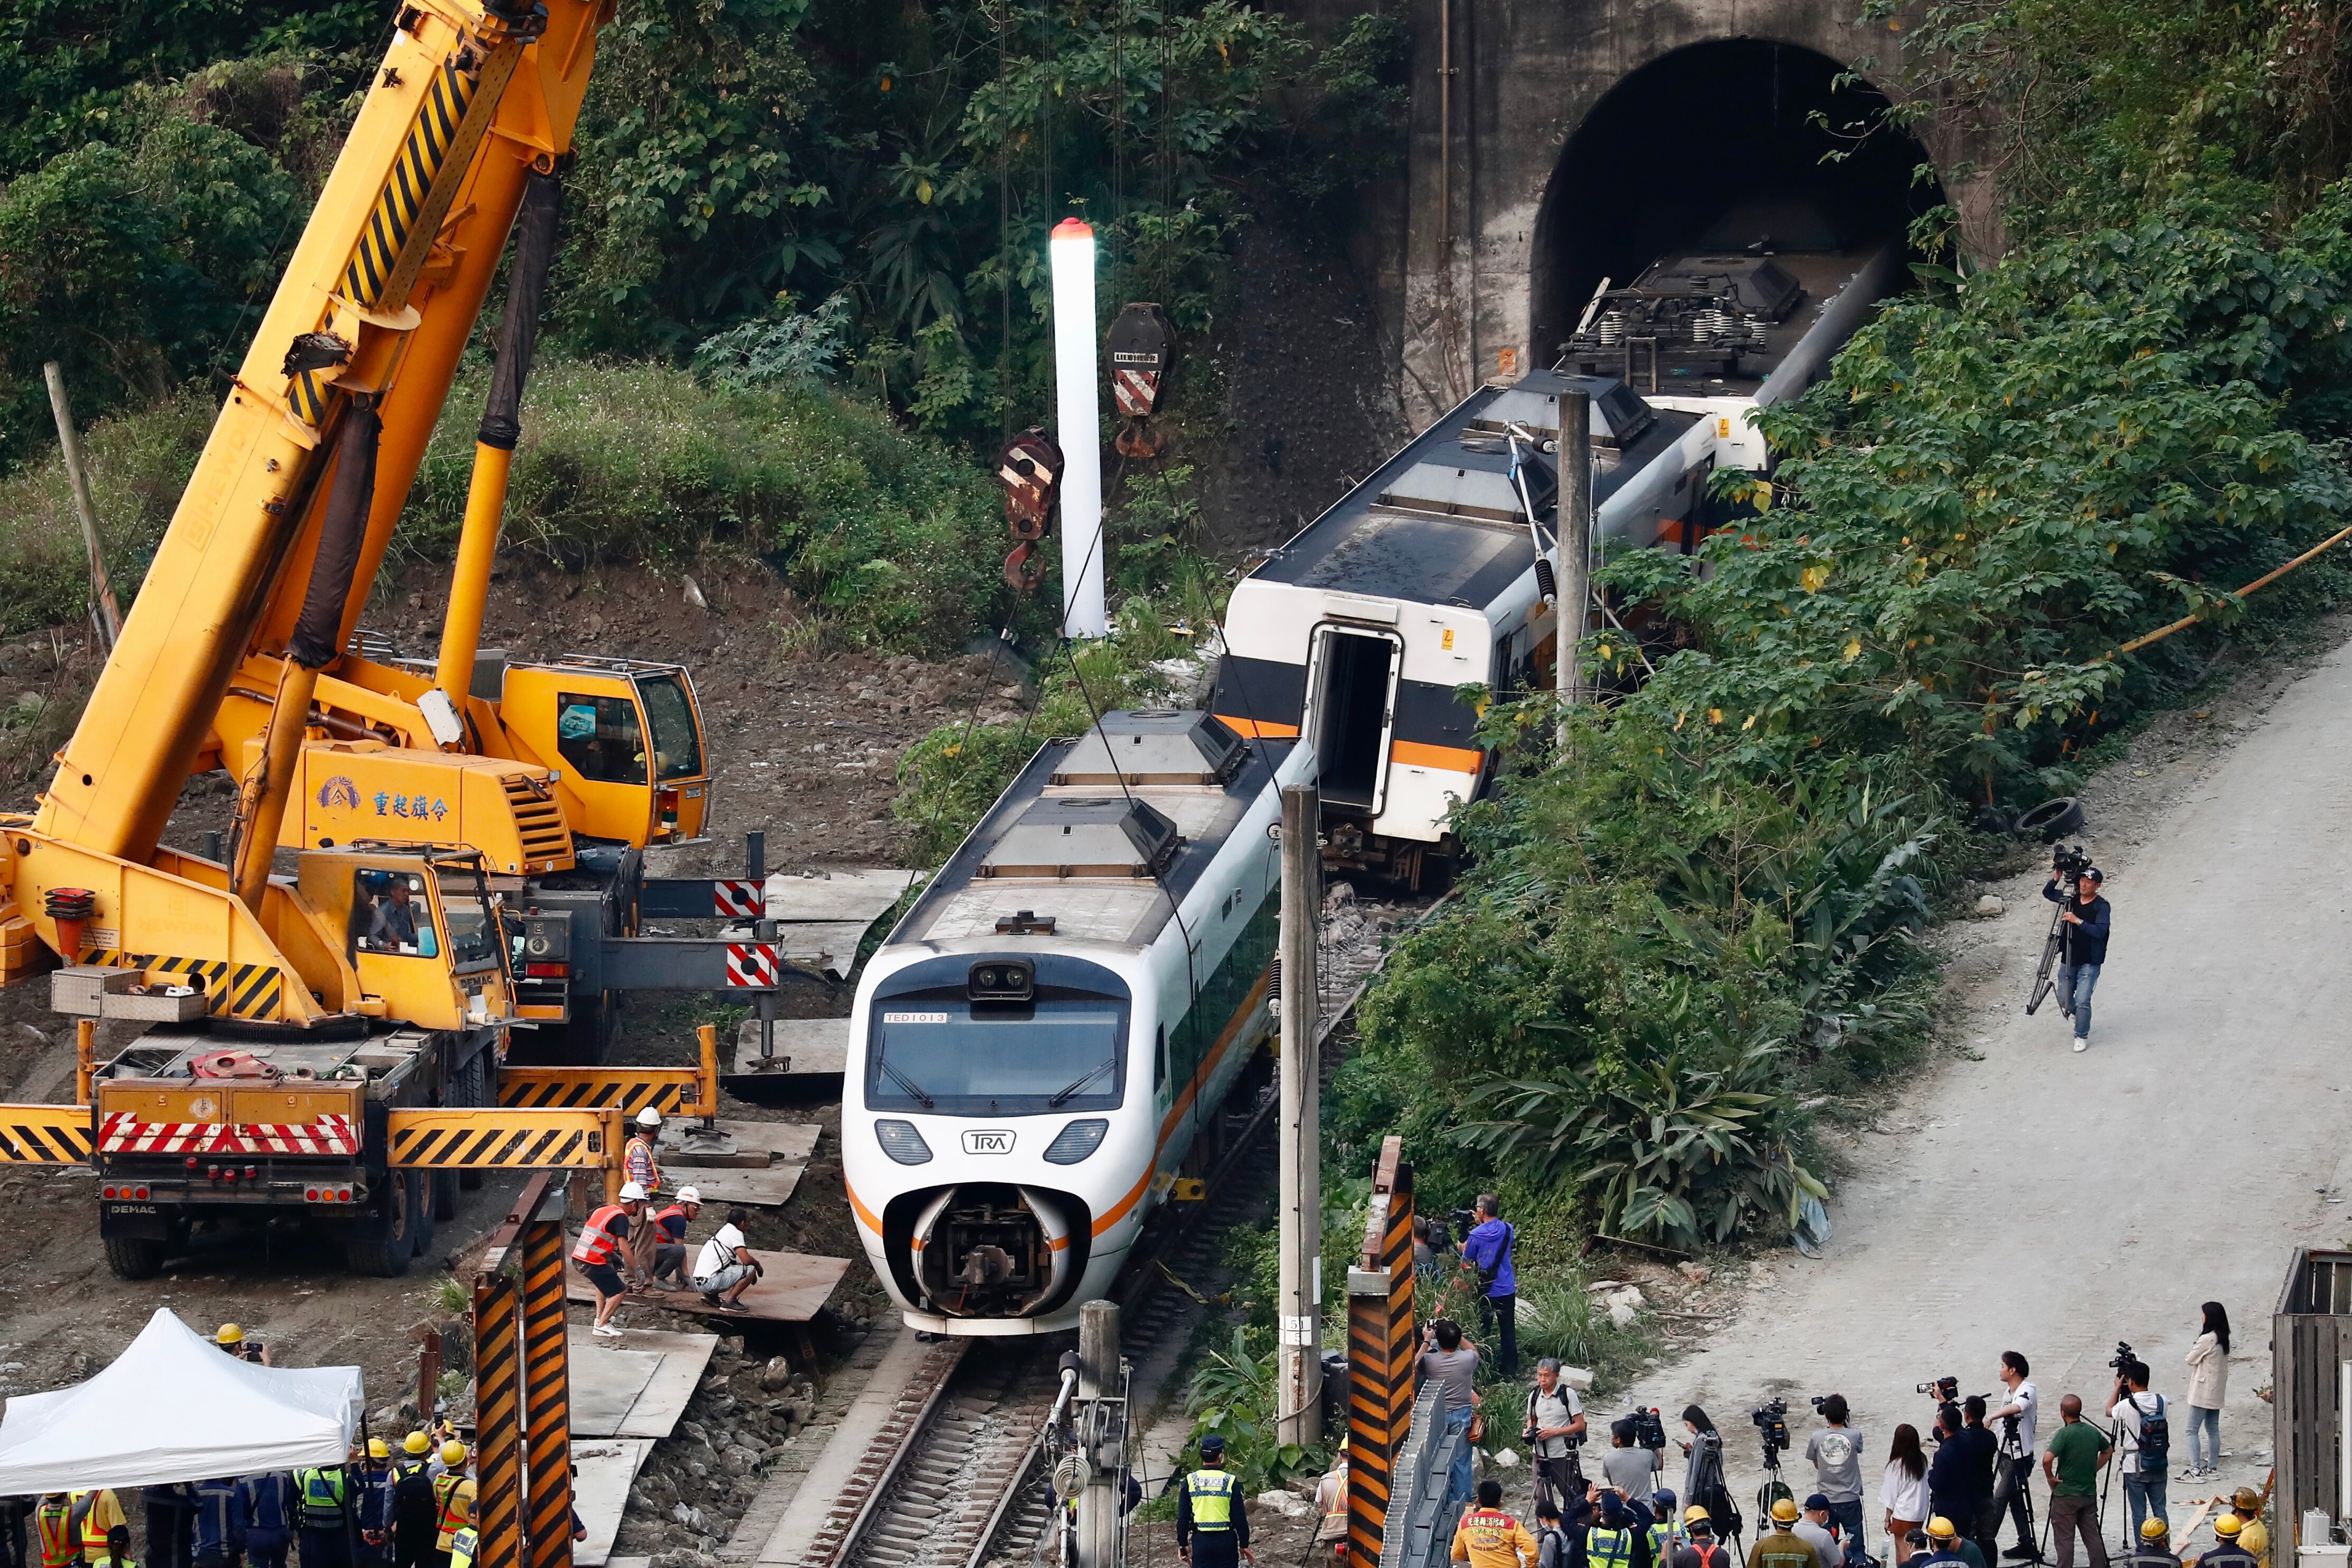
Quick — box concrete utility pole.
[43,362,123,649]
[1556,388,1593,750]
[1073,1299,1124,1568]
[1277,782,1323,1447]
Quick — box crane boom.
[31,0,606,868]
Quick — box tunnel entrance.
[1530,40,1943,362]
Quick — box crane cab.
[500,658,712,847]
[295,846,514,1032]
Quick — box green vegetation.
[1343,11,2352,1251]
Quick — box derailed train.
[842,710,1308,1335]
[1210,208,1904,885]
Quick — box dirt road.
[1619,627,2352,1539]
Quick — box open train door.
[1303,623,1402,816]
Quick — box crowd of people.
[1423,1295,2262,1568]
[0,1326,504,1568]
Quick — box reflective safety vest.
[36,1498,76,1568]
[1650,1523,1673,1564]
[433,1478,475,1550]
[296,1470,346,1530]
[1587,1525,1636,1568]
[73,1491,122,1560]
[573,1204,629,1266]
[448,1526,479,1568]
[1186,1469,1238,1530]
[654,1203,689,1240]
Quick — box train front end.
[844,946,1160,1336]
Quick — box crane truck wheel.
[104,1234,167,1280]
[345,1168,423,1278]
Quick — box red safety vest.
[654,1203,689,1240]
[35,1498,75,1568]
[571,1204,628,1265]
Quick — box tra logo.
[961,1129,1015,1155]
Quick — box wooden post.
[417,1328,442,1420]
[75,1018,95,1107]
[1556,390,1593,750]
[42,363,122,648]
[1278,782,1323,1447]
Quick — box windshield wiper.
[877,1052,934,1109]
[1049,1057,1116,1108]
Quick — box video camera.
[1629,1406,1667,1451]
[1751,1398,1792,1454]
[1915,1376,1959,1402]
[2108,1341,2137,1375]
[2052,844,2092,882]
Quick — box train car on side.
[842,709,1309,1336]
[1211,210,1904,886]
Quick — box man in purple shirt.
[1459,1194,1519,1377]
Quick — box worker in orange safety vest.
[571,1180,648,1337]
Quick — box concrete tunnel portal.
[1529,39,1946,363]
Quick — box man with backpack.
[2105,1360,2170,1542]
[1459,1196,1520,1378]
[1526,1360,1589,1517]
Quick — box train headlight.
[1043,1118,1110,1165]
[874,1119,934,1165]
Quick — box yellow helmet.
[2240,1521,2269,1556]
[2213,1516,2243,1539]
[1925,1519,1958,1541]
[367,1439,390,1460]
[2140,1519,2169,1542]
[1683,1507,1712,1527]
[404,1432,430,1455]
[2232,1489,2264,1515]
[441,1441,467,1467]
[215,1323,244,1345]
[1770,1499,1800,1524]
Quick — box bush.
[398,359,1006,652]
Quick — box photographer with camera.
[2041,853,2110,1053]
[1417,1318,1483,1518]
[1459,1196,1520,1378]
[1987,1353,2041,1561]
[1927,1407,1976,1546]
[2105,1357,2170,1541]
[1804,1397,1867,1567]
[1526,1360,1589,1514]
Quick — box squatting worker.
[1176,1434,1253,1568]
[2041,1394,2110,1568]
[573,1180,649,1337]
[1416,1318,1482,1516]
[1454,1481,1541,1568]
[692,1206,764,1312]
[1526,1358,1588,1516]
[1747,1499,1821,1568]
[2042,863,2111,1053]
[645,1187,702,1291]
[1460,1195,1520,1378]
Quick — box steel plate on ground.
[571,1438,652,1565]
[567,1325,719,1437]
[568,1248,853,1326]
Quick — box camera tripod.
[2026,893,2072,1016]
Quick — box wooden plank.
[567,1249,853,1326]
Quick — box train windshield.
[866,994,1126,1115]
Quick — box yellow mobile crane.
[0,0,721,1277]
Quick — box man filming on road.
[1986,1353,2039,1561]
[2042,863,2111,1053]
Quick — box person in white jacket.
[2183,1302,2231,1479]
[1879,1425,1931,1564]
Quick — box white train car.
[1210,227,1903,886]
[842,709,1310,1336]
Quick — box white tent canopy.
[0,1308,363,1493]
